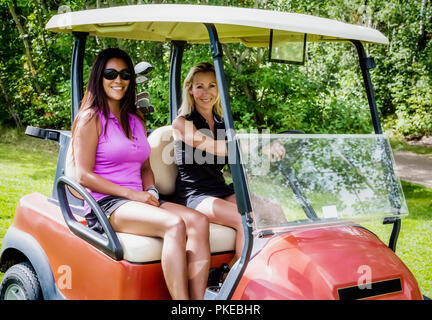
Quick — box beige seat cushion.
[65,125,237,263]
[117,223,236,263]
[147,125,178,195]
[64,139,84,199]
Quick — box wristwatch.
[146,185,159,200]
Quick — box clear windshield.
[236,134,408,233]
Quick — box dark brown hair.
[72,48,137,139]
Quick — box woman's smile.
[103,58,130,105]
[189,71,218,112]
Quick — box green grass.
[0,127,58,285]
[0,128,430,299]
[395,181,432,298]
[389,136,432,156]
[360,181,432,298]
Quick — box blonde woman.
[172,62,286,269]
[172,62,243,263]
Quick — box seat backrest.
[64,139,84,199]
[147,125,178,195]
[64,125,178,197]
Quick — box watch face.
[147,187,159,199]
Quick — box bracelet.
[146,185,159,200]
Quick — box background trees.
[0,0,431,137]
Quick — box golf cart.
[0,4,425,300]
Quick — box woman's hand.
[128,190,159,207]
[262,141,286,162]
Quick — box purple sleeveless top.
[84,110,151,213]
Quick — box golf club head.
[136,75,148,84]
[138,103,154,115]
[137,97,151,108]
[136,91,154,114]
[137,92,150,100]
[135,61,154,76]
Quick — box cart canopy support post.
[205,23,252,215]
[351,40,382,134]
[205,23,253,301]
[71,32,88,124]
[169,41,186,123]
[352,40,401,252]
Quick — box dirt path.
[393,151,432,188]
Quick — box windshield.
[236,134,408,233]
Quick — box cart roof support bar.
[352,40,401,252]
[169,41,186,123]
[205,23,253,301]
[71,32,88,124]
[352,40,382,134]
[205,24,252,215]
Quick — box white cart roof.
[46,4,389,46]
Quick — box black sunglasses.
[103,69,132,81]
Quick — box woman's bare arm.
[136,110,156,191]
[73,113,157,205]
[137,110,159,206]
[172,116,286,161]
[141,159,156,189]
[172,116,228,157]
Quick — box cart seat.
[147,125,179,195]
[64,125,236,263]
[117,223,235,263]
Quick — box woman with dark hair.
[72,48,210,300]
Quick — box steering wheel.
[278,130,304,134]
[274,129,319,220]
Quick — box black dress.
[173,109,234,209]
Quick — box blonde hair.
[177,62,223,118]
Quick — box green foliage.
[369,0,432,136]
[0,127,59,283]
[0,0,431,136]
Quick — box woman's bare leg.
[224,193,237,204]
[195,195,244,261]
[161,202,211,300]
[109,201,189,300]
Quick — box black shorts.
[185,190,235,209]
[85,195,129,234]
[85,195,167,234]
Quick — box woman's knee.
[232,217,244,233]
[164,215,187,240]
[180,210,209,238]
[192,212,209,230]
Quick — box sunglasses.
[103,69,132,81]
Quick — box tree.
[7,0,42,95]
[0,0,430,137]
[0,72,22,128]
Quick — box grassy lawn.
[362,181,432,298]
[0,128,59,285]
[389,135,432,156]
[0,128,430,298]
[395,181,432,298]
